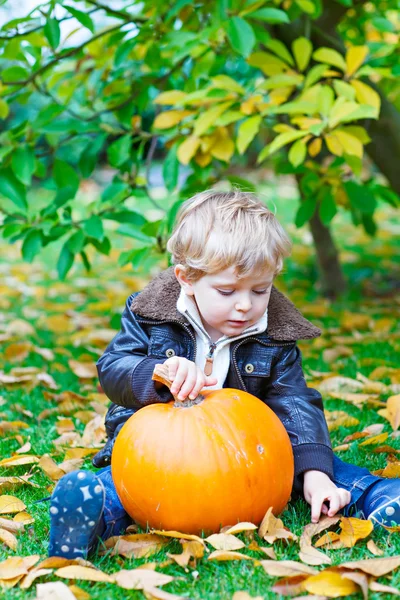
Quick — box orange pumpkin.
[111,364,294,535]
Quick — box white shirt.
[176,288,269,390]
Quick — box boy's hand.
[303,470,351,523]
[164,357,218,401]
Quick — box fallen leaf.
[260,560,317,576]
[0,455,39,467]
[258,507,297,543]
[114,568,174,590]
[143,586,191,600]
[314,532,342,549]
[0,555,39,579]
[339,517,373,547]
[54,565,115,583]
[222,522,258,535]
[14,511,35,525]
[150,530,205,544]
[0,516,24,533]
[359,432,389,446]
[68,360,98,379]
[299,545,332,566]
[341,571,368,600]
[0,527,18,550]
[20,568,53,589]
[207,550,253,561]
[205,533,245,551]
[271,574,310,597]
[35,581,78,599]
[0,495,26,514]
[232,593,264,600]
[340,555,400,576]
[386,395,400,430]
[366,539,384,556]
[68,585,91,600]
[369,580,400,595]
[38,455,66,481]
[304,571,359,597]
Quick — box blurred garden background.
[0,0,400,598]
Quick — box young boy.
[48,190,400,559]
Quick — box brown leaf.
[232,593,264,600]
[341,555,400,576]
[114,568,174,590]
[271,574,310,597]
[0,454,39,467]
[299,545,332,566]
[35,581,78,599]
[258,507,297,543]
[304,571,359,597]
[341,571,368,600]
[222,522,258,535]
[150,530,205,544]
[15,441,32,454]
[20,568,53,589]
[0,516,24,533]
[205,533,245,551]
[339,517,373,547]
[0,495,26,514]
[108,533,169,559]
[14,511,35,525]
[68,360,98,379]
[386,395,400,431]
[167,548,192,570]
[0,527,17,550]
[369,581,400,595]
[366,539,384,556]
[54,565,115,583]
[38,454,66,481]
[260,560,317,577]
[314,532,342,549]
[207,550,253,561]
[68,585,91,600]
[323,347,353,364]
[0,420,30,435]
[0,555,39,579]
[143,586,191,600]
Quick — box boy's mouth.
[228,320,248,326]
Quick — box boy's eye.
[216,289,268,296]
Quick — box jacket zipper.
[232,337,294,391]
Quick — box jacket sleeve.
[96,294,173,408]
[263,343,334,494]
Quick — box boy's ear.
[174,264,195,296]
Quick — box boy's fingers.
[205,376,218,386]
[311,496,324,523]
[177,365,198,400]
[188,371,206,400]
[170,361,188,395]
[327,495,340,516]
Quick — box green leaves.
[57,242,75,280]
[107,135,132,168]
[64,5,94,32]
[12,145,35,186]
[21,230,42,262]
[44,18,60,49]
[53,160,80,207]
[0,168,27,211]
[237,116,261,154]
[226,17,255,58]
[83,215,104,241]
[344,181,377,214]
[247,8,290,24]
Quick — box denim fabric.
[91,456,382,547]
[332,455,381,516]
[91,466,132,547]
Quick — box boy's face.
[175,265,274,341]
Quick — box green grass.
[0,177,399,599]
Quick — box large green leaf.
[163,144,179,192]
[107,135,132,168]
[226,17,256,58]
[12,145,35,186]
[0,168,27,211]
[57,242,75,279]
[344,181,376,214]
[44,18,60,49]
[295,197,317,227]
[247,8,290,24]
[237,115,262,154]
[21,230,42,262]
[64,5,94,32]
[83,215,104,241]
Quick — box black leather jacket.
[93,267,334,496]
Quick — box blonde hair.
[167,189,292,282]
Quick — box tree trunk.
[308,210,346,298]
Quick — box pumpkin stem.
[152,364,204,407]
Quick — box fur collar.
[130,266,321,341]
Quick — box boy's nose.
[235,297,251,312]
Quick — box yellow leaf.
[193,101,233,136]
[0,495,26,514]
[247,52,288,76]
[298,544,332,566]
[0,528,18,550]
[387,395,400,431]
[150,529,205,544]
[260,559,317,576]
[359,432,388,446]
[313,47,347,71]
[324,133,343,156]
[304,571,359,597]
[20,568,53,590]
[223,522,258,535]
[210,129,235,162]
[177,136,201,165]
[211,75,245,95]
[55,565,115,583]
[350,80,381,111]
[205,533,245,551]
[292,37,313,72]
[339,517,374,547]
[153,110,192,130]
[258,507,297,543]
[346,45,368,77]
[13,511,35,525]
[68,360,98,379]
[240,95,263,115]
[194,150,212,167]
[38,454,65,481]
[207,550,253,561]
[268,87,292,105]
[367,539,384,556]
[308,137,322,157]
[314,531,342,548]
[154,91,187,105]
[237,115,262,154]
[341,125,370,144]
[334,130,363,158]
